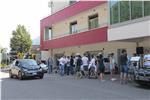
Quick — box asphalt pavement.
[1,72,150,100]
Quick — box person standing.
[143,49,150,67]
[76,55,82,77]
[97,54,105,82]
[59,56,66,76]
[47,57,53,74]
[120,49,128,84]
[109,53,116,81]
[88,55,97,73]
[81,54,89,76]
[70,55,74,75]
[66,56,70,75]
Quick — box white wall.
[41,51,50,60]
[108,19,150,41]
[52,1,69,14]
[139,37,150,48]
[52,41,137,64]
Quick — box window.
[110,1,119,24]
[109,1,150,25]
[88,14,98,29]
[144,1,150,16]
[70,21,77,34]
[44,27,52,40]
[120,1,130,22]
[131,1,143,20]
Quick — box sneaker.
[111,78,116,81]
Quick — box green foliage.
[0,48,7,53]
[10,25,32,53]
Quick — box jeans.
[121,65,128,74]
[70,66,74,75]
[48,65,52,74]
[66,66,70,75]
[59,64,64,76]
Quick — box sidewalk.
[0,67,10,72]
[0,71,9,79]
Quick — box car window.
[19,60,38,68]
[15,60,19,66]
[20,60,37,65]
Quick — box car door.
[11,60,16,75]
[14,60,21,75]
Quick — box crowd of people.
[44,49,150,84]
[47,52,118,81]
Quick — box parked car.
[9,59,44,80]
[134,66,150,86]
[129,56,150,86]
[39,60,48,73]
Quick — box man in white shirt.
[144,49,150,67]
[59,56,66,76]
[88,55,97,72]
[81,54,89,71]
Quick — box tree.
[10,25,32,53]
[1,48,7,53]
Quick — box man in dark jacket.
[75,55,82,78]
[120,49,128,84]
[70,56,74,75]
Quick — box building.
[31,37,41,60]
[108,1,150,52]
[0,45,2,64]
[40,0,150,66]
[48,0,78,14]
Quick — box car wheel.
[39,74,44,79]
[9,70,13,78]
[18,71,23,80]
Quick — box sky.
[0,0,51,50]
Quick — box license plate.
[139,76,149,81]
[32,73,37,75]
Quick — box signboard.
[130,56,140,62]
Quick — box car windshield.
[19,59,38,67]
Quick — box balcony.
[40,1,107,50]
[52,22,108,39]
[41,26,108,50]
[41,1,107,27]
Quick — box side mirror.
[15,61,19,66]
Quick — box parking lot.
[1,71,150,100]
